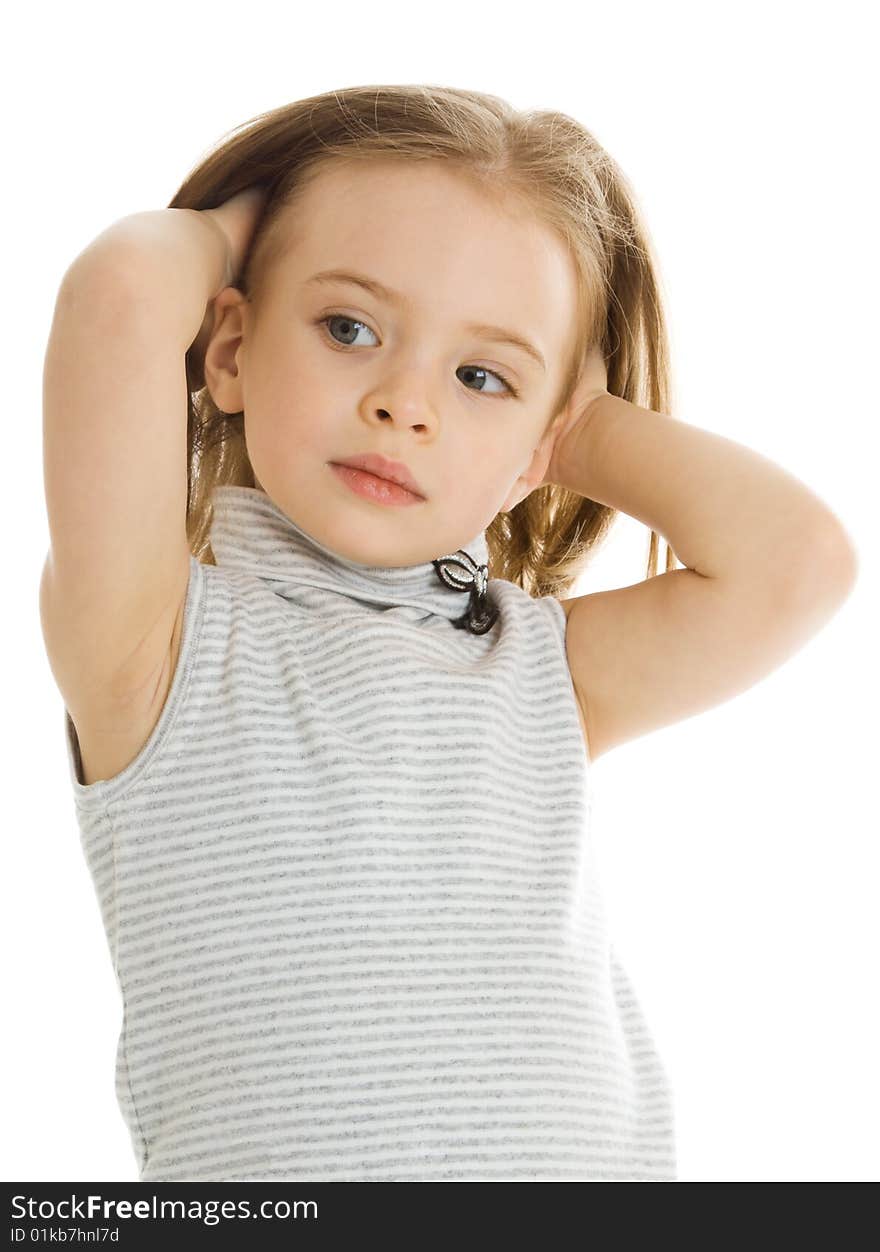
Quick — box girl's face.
[205,158,581,566]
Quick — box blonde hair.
[174,83,679,596]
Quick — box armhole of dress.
[545,595,596,792]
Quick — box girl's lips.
[329,462,425,507]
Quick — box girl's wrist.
[176,208,235,294]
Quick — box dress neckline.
[207,485,499,634]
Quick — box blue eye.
[315,313,519,399]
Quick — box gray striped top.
[62,484,676,1182]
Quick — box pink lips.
[330,463,424,507]
[330,453,424,499]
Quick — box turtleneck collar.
[207,485,499,634]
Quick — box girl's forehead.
[290,157,545,245]
[281,170,576,304]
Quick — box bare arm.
[552,393,858,760]
[40,194,262,720]
[555,393,857,587]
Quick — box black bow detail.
[431,549,499,635]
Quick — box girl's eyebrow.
[305,268,547,373]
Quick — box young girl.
[40,84,857,1184]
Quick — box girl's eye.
[315,313,520,399]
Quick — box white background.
[4,0,877,1183]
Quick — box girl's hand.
[202,184,270,289]
[187,185,269,386]
[539,340,609,490]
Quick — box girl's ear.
[203,291,249,413]
[499,421,560,512]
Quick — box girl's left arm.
[550,393,858,762]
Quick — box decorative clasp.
[431,550,499,635]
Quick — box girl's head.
[177,84,675,593]
[204,157,584,570]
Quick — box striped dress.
[62,484,677,1182]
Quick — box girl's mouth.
[329,463,425,507]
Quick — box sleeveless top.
[62,485,677,1182]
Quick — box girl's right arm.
[40,190,265,734]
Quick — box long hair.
[172,84,679,596]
